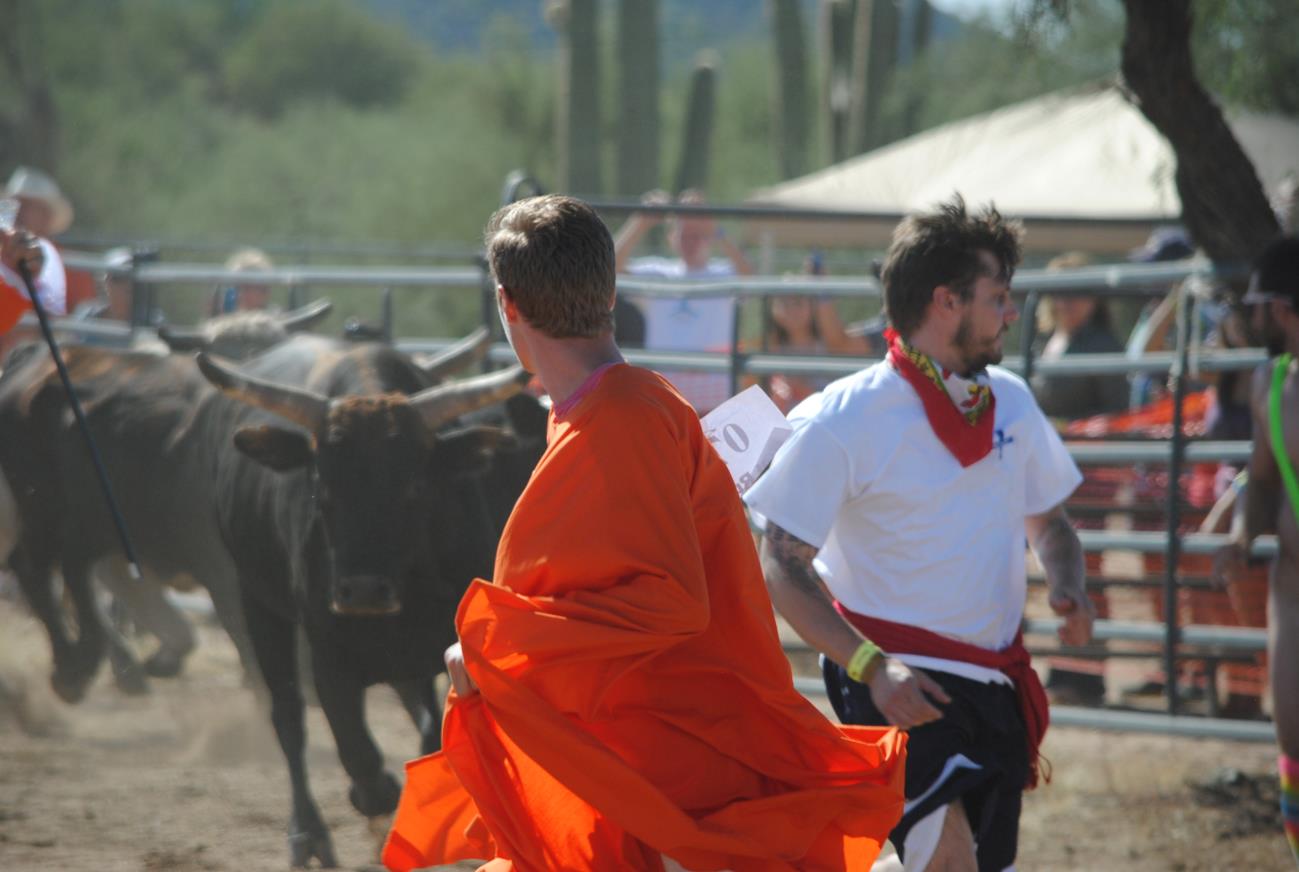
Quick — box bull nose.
[331,575,401,616]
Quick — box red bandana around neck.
[885,329,996,467]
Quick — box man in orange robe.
[383,195,906,872]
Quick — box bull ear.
[234,425,313,472]
[434,425,517,477]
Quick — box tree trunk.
[1119,0,1278,262]
[616,0,660,196]
[770,0,810,180]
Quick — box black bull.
[0,301,344,698]
[194,337,541,868]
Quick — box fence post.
[381,287,394,343]
[478,255,496,373]
[1019,290,1039,384]
[729,295,743,399]
[1163,279,1192,715]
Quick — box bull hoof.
[288,828,337,869]
[144,650,186,679]
[50,671,91,704]
[112,662,151,696]
[348,771,401,818]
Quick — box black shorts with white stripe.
[823,657,1028,872]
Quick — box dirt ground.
[0,591,1292,872]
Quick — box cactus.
[672,52,717,195]
[821,0,856,164]
[549,0,603,194]
[847,0,899,155]
[616,0,660,195]
[769,0,810,179]
[901,0,931,136]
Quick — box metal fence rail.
[49,246,1275,741]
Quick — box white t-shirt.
[745,361,1081,684]
[626,257,735,413]
[0,237,67,316]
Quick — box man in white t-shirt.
[746,195,1093,872]
[614,189,752,414]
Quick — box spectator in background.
[614,188,752,414]
[1029,252,1128,707]
[1118,228,1263,712]
[1125,227,1197,408]
[765,252,869,413]
[0,168,73,342]
[1031,251,1129,421]
[0,223,49,338]
[212,247,275,315]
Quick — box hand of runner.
[1211,540,1247,589]
[867,657,950,730]
[443,642,479,698]
[1048,587,1095,647]
[0,230,43,275]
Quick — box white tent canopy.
[745,82,1299,254]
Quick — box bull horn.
[157,324,205,352]
[415,328,492,382]
[195,352,329,432]
[410,365,532,431]
[278,299,333,333]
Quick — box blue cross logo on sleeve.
[994,428,1015,459]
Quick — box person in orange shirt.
[0,223,50,338]
[383,195,906,872]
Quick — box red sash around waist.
[834,602,1049,789]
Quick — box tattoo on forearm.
[760,523,831,600]
[1034,514,1085,595]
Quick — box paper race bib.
[701,385,792,493]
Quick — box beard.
[953,316,1005,376]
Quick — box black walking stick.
[14,251,143,582]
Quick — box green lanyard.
[1269,352,1299,513]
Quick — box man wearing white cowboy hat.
[5,166,74,238]
[0,166,71,339]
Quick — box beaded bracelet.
[846,638,883,684]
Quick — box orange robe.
[383,365,906,872]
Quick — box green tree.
[223,0,421,119]
[1193,0,1299,116]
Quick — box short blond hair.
[224,247,274,273]
[1039,251,1101,334]
[484,195,615,338]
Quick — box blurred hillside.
[0,0,1293,334]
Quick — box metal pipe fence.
[48,247,1274,740]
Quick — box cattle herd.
[0,309,547,868]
